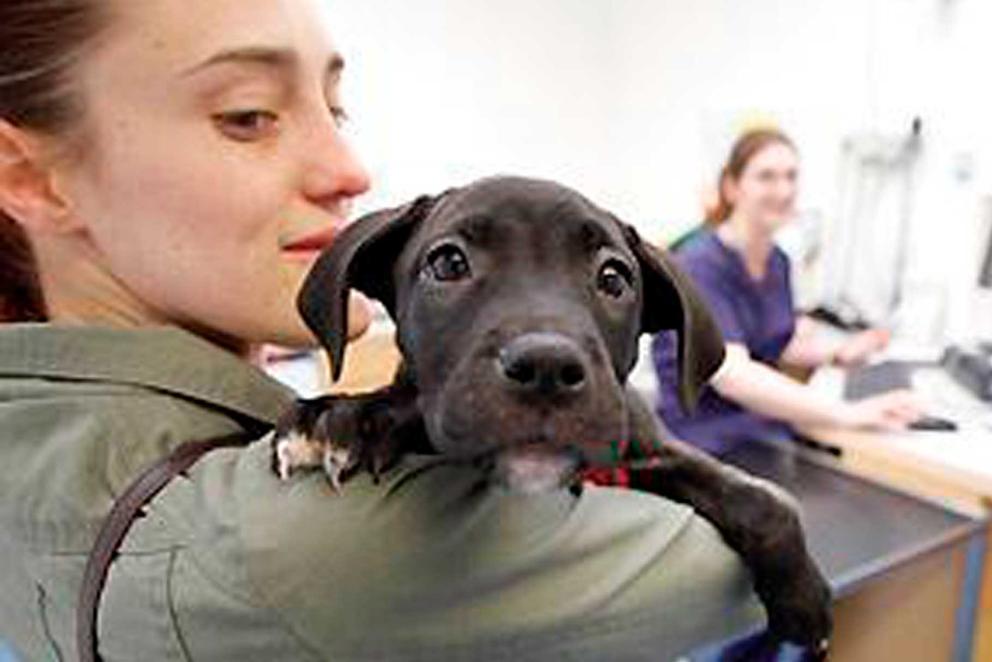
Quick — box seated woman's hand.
[833,328,891,367]
[839,389,924,431]
[832,328,891,367]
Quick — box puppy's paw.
[273,430,325,480]
[735,479,832,656]
[271,397,363,491]
[757,556,833,658]
[272,432,356,491]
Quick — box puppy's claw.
[272,393,409,490]
[273,432,324,481]
[325,465,342,493]
[759,560,833,653]
[322,444,353,493]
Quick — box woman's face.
[725,141,799,233]
[54,0,371,349]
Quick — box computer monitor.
[941,217,992,398]
[969,210,992,347]
[814,130,919,329]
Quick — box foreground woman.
[0,1,762,659]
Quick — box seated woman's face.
[728,142,798,233]
[52,0,371,349]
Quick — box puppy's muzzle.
[497,332,589,400]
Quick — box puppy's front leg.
[271,382,425,490]
[623,391,832,656]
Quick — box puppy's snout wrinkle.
[497,332,588,398]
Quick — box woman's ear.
[0,120,75,233]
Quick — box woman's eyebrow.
[180,46,345,81]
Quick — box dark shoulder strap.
[77,431,259,662]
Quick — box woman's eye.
[597,261,632,298]
[426,245,471,282]
[213,110,279,141]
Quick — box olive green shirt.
[0,325,763,661]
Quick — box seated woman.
[653,129,921,457]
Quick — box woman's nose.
[775,175,796,197]
[300,120,371,203]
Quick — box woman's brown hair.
[704,128,796,226]
[0,1,108,321]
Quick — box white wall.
[327,0,618,207]
[604,0,876,232]
[324,0,992,342]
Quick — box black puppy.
[273,176,831,654]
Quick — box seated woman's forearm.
[779,316,836,369]
[782,317,891,369]
[712,346,848,428]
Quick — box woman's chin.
[761,215,792,233]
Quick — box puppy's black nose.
[498,332,588,397]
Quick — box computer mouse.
[908,415,958,432]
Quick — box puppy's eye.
[597,261,632,298]
[427,245,471,281]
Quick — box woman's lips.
[281,226,339,251]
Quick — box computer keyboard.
[843,361,915,401]
[911,367,992,424]
[843,363,980,432]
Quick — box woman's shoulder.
[0,324,289,451]
[168,443,763,660]
[671,226,720,258]
[0,371,248,549]
[0,324,290,550]
[669,227,739,289]
[0,324,294,418]
[669,224,712,254]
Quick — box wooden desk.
[799,367,992,662]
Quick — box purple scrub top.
[652,228,796,456]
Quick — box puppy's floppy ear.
[298,195,435,381]
[622,223,726,411]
